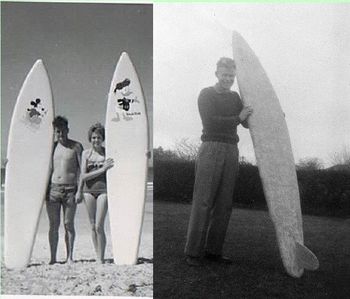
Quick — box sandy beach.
[1,184,153,297]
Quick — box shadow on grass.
[154,201,350,299]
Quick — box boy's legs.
[46,201,61,264]
[185,142,225,257]
[205,144,239,256]
[62,186,77,263]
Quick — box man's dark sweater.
[198,86,248,144]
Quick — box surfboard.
[4,60,54,269]
[232,31,319,277]
[105,52,149,265]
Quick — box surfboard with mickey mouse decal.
[105,52,150,265]
[4,60,54,269]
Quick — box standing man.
[46,116,83,264]
[184,57,253,266]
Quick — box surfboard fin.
[295,242,319,271]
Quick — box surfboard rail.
[232,31,319,277]
[4,59,54,269]
[105,52,149,265]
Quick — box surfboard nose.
[121,51,129,57]
[31,59,48,75]
[33,59,44,68]
[232,31,244,45]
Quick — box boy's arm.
[75,143,84,203]
[48,142,58,182]
[238,94,251,129]
[241,119,249,128]
[75,142,84,178]
[46,142,57,198]
[198,89,241,128]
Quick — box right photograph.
[153,4,350,299]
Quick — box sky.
[154,3,350,167]
[2,3,350,168]
[1,2,153,163]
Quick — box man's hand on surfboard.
[239,105,253,122]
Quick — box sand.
[1,185,153,298]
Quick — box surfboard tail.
[295,242,319,271]
[278,241,319,278]
[281,241,319,278]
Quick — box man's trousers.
[185,141,239,257]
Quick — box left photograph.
[1,2,153,297]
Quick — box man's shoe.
[185,256,203,267]
[205,253,233,264]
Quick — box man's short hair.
[52,116,68,129]
[216,57,236,70]
[88,123,105,142]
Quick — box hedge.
[154,159,350,218]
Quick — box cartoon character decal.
[22,98,47,128]
[112,78,141,122]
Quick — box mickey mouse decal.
[113,78,140,121]
[25,98,47,125]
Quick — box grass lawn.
[154,201,350,299]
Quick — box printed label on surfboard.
[112,78,142,122]
[21,97,48,130]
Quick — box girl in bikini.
[77,123,114,263]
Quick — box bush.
[154,148,350,218]
[298,169,350,217]
[154,159,195,202]
[233,162,266,209]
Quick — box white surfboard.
[4,60,54,269]
[105,52,149,265]
[232,31,319,277]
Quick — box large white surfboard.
[232,32,319,277]
[105,52,149,265]
[4,60,54,269]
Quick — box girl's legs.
[84,193,98,256]
[95,193,108,263]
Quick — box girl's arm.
[80,158,114,182]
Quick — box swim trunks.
[47,183,77,206]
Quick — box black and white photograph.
[153,3,350,298]
[1,1,350,299]
[1,1,153,298]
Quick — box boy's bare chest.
[53,144,76,163]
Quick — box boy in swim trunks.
[46,116,83,264]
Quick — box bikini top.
[86,160,104,172]
[85,149,105,173]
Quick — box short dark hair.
[216,57,236,70]
[52,116,68,129]
[88,123,105,142]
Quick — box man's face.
[215,66,236,91]
[54,126,68,143]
